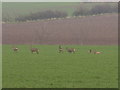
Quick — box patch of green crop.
[2,45,118,88]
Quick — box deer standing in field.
[66,48,76,53]
[88,49,92,53]
[88,49,101,54]
[12,46,19,52]
[30,46,39,54]
[59,45,64,53]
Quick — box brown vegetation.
[2,14,118,45]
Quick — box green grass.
[2,45,118,88]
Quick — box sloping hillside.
[2,14,118,45]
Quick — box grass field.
[2,45,118,88]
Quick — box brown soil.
[2,14,118,45]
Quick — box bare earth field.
[2,14,118,45]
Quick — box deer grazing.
[30,48,39,54]
[12,47,19,52]
[12,45,19,52]
[88,49,101,54]
[30,45,39,54]
[59,45,64,53]
[66,48,76,53]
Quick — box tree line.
[73,4,118,16]
[3,4,118,22]
[15,10,68,22]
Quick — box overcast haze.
[1,0,119,2]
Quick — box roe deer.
[12,47,19,52]
[59,45,64,53]
[12,45,19,52]
[94,51,101,54]
[88,49,92,53]
[66,48,76,53]
[30,48,39,54]
[30,45,39,54]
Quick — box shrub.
[90,4,117,15]
[15,10,68,22]
[73,5,90,16]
